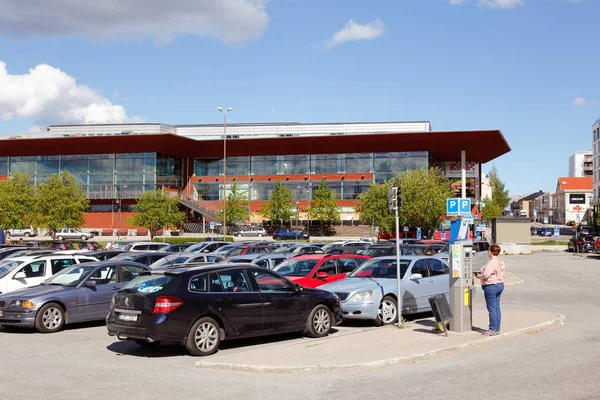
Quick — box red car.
[273,254,370,288]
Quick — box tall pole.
[218,107,232,240]
[394,187,402,329]
[117,185,121,241]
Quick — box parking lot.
[2,251,600,400]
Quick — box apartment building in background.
[592,119,600,203]
[569,151,593,178]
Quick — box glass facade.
[194,152,426,178]
[0,153,182,199]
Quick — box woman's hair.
[489,244,501,256]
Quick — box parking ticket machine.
[449,240,474,332]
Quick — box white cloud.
[0,0,269,45]
[573,97,600,107]
[479,0,524,8]
[0,61,141,125]
[325,18,385,49]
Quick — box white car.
[55,228,94,241]
[6,227,38,238]
[0,254,98,295]
[122,242,171,252]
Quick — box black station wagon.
[106,264,342,356]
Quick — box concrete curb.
[194,314,566,373]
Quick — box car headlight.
[348,291,373,303]
[9,300,35,308]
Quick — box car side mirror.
[317,272,329,279]
[410,273,423,281]
[84,280,97,288]
[294,284,303,293]
[14,272,26,280]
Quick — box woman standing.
[477,244,505,336]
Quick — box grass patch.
[531,241,568,246]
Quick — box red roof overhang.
[0,130,510,163]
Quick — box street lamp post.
[296,201,300,228]
[218,107,232,240]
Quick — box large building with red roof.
[553,177,593,225]
[0,121,511,231]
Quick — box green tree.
[309,179,341,225]
[217,181,250,228]
[259,181,294,226]
[129,189,185,239]
[35,172,89,236]
[0,172,36,230]
[394,167,453,232]
[356,181,396,233]
[482,165,510,222]
[357,167,452,234]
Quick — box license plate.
[118,313,138,322]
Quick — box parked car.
[148,252,224,269]
[75,241,102,251]
[55,228,94,241]
[122,242,171,252]
[325,244,369,254]
[536,227,554,237]
[360,244,417,258]
[6,227,38,238]
[0,261,148,332]
[0,254,98,295]
[49,241,76,251]
[272,245,324,255]
[251,253,291,270]
[234,227,268,237]
[185,241,231,254]
[78,250,126,261]
[273,254,370,288]
[0,247,28,261]
[568,235,595,253]
[161,243,196,253]
[320,256,451,326]
[110,251,169,266]
[273,228,309,241]
[106,264,342,356]
[211,245,272,258]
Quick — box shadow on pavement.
[0,319,105,334]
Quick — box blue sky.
[0,0,599,196]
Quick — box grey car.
[0,261,147,333]
[234,226,268,237]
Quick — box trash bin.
[429,294,453,324]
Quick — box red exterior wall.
[84,212,135,230]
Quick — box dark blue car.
[273,228,309,241]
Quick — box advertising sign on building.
[444,161,479,178]
[569,193,586,204]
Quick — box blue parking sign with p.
[553,226,559,238]
[447,198,471,216]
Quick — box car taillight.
[153,296,184,313]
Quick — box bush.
[152,236,234,244]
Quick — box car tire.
[185,316,221,356]
[258,233,263,237]
[24,232,30,237]
[374,295,398,327]
[134,339,162,348]
[57,235,64,241]
[305,304,332,338]
[81,235,87,240]
[35,302,66,333]
[237,233,243,237]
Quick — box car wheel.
[24,232,30,237]
[35,302,65,333]
[57,236,64,241]
[237,233,243,237]
[185,316,221,356]
[275,236,282,241]
[305,304,332,338]
[257,233,263,237]
[134,339,162,348]
[374,296,398,326]
[81,235,87,240]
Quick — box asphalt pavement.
[0,252,599,400]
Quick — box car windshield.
[348,259,411,279]
[43,265,97,286]
[213,245,238,255]
[274,259,319,277]
[363,247,392,257]
[186,242,210,252]
[0,260,25,279]
[149,255,191,269]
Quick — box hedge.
[151,237,234,244]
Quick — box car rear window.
[122,274,179,294]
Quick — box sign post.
[389,186,402,328]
